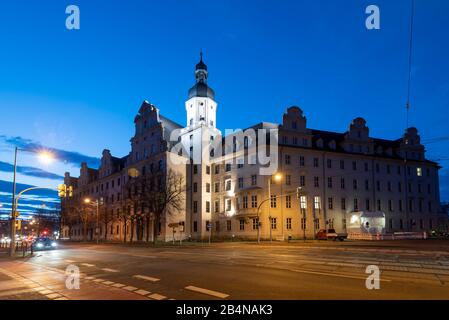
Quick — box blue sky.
[0,0,448,218]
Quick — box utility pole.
[268,178,272,243]
[96,200,99,244]
[9,147,18,257]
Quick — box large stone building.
[61,56,447,242]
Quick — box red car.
[316,229,347,241]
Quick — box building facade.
[61,56,447,242]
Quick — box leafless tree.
[144,169,185,244]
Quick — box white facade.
[61,56,448,242]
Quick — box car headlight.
[36,243,44,248]
[51,242,57,247]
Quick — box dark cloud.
[0,180,59,218]
[0,135,100,168]
[0,161,64,180]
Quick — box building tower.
[180,53,221,240]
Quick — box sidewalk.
[0,260,149,300]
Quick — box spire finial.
[200,49,203,62]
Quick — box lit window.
[300,196,307,209]
[417,167,422,176]
[314,196,321,209]
[226,199,232,211]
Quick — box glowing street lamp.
[37,151,54,165]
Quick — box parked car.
[32,237,58,251]
[316,229,347,241]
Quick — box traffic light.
[58,184,67,198]
[15,219,21,230]
[68,185,73,197]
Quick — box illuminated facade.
[61,56,447,242]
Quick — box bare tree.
[144,169,185,244]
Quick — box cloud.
[0,160,64,180]
[0,180,60,218]
[0,135,100,168]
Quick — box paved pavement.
[1,240,449,300]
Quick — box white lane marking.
[185,286,229,299]
[93,279,105,283]
[101,268,119,273]
[133,275,160,282]
[135,289,151,296]
[85,276,95,280]
[112,283,126,288]
[102,281,114,285]
[148,293,166,300]
[55,297,69,300]
[46,293,62,299]
[288,268,392,282]
[123,286,138,291]
[81,263,95,267]
[65,260,75,263]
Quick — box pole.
[268,178,272,243]
[9,147,18,257]
[96,200,99,244]
[208,224,211,245]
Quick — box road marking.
[81,263,95,267]
[65,259,75,263]
[288,268,392,282]
[101,268,119,273]
[102,281,114,285]
[93,279,106,283]
[46,293,62,299]
[148,293,166,300]
[85,276,95,280]
[185,286,229,299]
[112,283,126,288]
[133,275,160,282]
[39,289,53,295]
[135,289,151,296]
[123,285,138,291]
[55,297,69,300]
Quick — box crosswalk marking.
[133,275,160,282]
[112,283,126,288]
[102,268,119,273]
[46,293,62,299]
[148,293,166,300]
[135,289,151,296]
[123,285,138,291]
[185,285,229,299]
[81,263,95,267]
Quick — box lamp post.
[84,198,101,244]
[9,148,54,256]
[268,173,282,243]
[256,173,283,244]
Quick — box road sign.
[168,223,180,228]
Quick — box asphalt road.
[1,240,449,300]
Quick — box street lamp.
[268,173,282,243]
[9,147,54,256]
[84,198,101,244]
